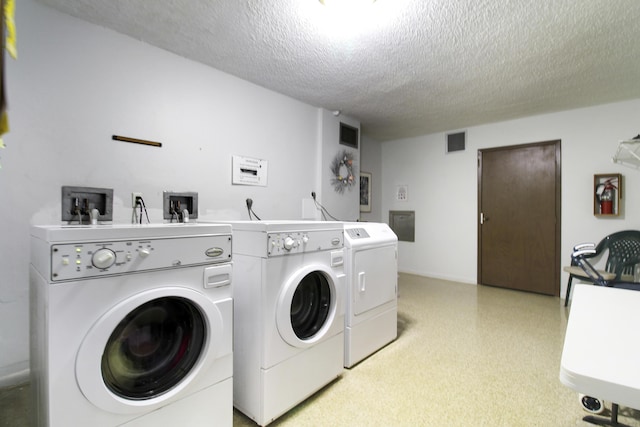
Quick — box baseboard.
[398,270,477,285]
[0,362,29,388]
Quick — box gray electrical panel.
[389,210,415,242]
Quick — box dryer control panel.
[267,230,343,256]
[345,228,370,239]
[50,234,231,281]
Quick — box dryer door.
[276,263,342,348]
[353,244,398,316]
[76,286,224,415]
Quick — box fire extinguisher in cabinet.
[599,179,617,214]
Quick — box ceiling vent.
[446,131,466,153]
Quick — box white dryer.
[228,221,345,426]
[30,224,233,427]
[343,222,398,368]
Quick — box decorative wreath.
[330,149,357,194]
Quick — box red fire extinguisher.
[599,179,617,214]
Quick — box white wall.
[318,110,361,221]
[360,134,383,222]
[382,99,640,290]
[0,0,358,385]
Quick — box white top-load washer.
[30,224,234,427]
[343,222,398,368]
[226,220,345,426]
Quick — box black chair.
[563,230,640,306]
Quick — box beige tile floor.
[3,274,639,426]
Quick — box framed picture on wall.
[360,172,372,212]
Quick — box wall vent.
[446,131,466,153]
[339,122,359,148]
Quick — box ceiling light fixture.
[315,0,382,38]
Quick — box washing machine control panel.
[91,247,117,269]
[267,230,343,256]
[50,234,232,281]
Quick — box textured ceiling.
[36,0,640,141]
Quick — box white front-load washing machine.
[30,224,234,427]
[343,222,398,368]
[228,221,345,426]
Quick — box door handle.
[480,212,489,224]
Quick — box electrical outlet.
[132,192,143,207]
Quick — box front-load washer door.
[76,286,224,415]
[276,264,341,348]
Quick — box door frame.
[477,140,562,296]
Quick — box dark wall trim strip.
[112,135,162,148]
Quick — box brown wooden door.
[478,141,561,296]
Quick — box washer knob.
[302,235,309,244]
[283,236,295,251]
[92,248,116,269]
[139,248,151,258]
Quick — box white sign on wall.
[232,155,268,187]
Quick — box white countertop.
[560,284,640,410]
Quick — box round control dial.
[92,248,116,269]
[283,236,296,251]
